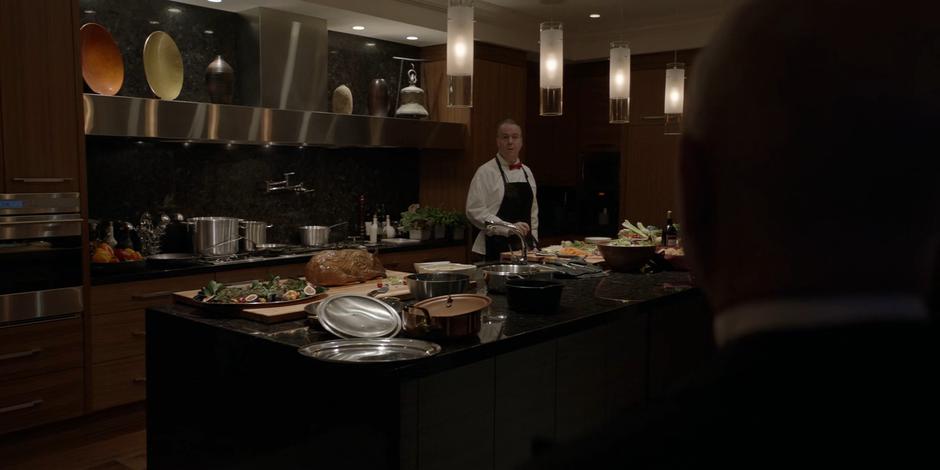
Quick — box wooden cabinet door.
[630,68,668,125]
[0,0,82,193]
[621,125,682,225]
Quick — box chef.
[466,118,539,261]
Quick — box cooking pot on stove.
[299,221,347,247]
[240,220,272,252]
[187,217,240,256]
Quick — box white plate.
[584,237,612,244]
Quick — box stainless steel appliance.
[0,193,84,325]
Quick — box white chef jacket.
[465,153,539,255]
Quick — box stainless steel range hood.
[83,94,465,149]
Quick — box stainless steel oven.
[0,193,84,325]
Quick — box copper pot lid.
[412,294,491,318]
[80,23,124,96]
[316,294,402,339]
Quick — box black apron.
[485,158,536,261]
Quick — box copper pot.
[402,294,490,338]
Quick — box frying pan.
[143,31,184,100]
[80,23,123,95]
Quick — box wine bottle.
[663,210,679,247]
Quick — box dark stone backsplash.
[86,137,420,244]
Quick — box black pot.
[506,279,563,314]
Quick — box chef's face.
[497,123,523,163]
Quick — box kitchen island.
[146,271,713,470]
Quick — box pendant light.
[609,41,631,123]
[663,58,685,135]
[609,1,630,123]
[447,0,473,107]
[539,21,564,116]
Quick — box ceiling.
[174,0,744,60]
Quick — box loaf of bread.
[304,249,385,286]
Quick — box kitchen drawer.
[91,273,214,315]
[0,317,82,381]
[378,246,467,273]
[0,367,83,435]
[91,356,146,411]
[91,310,145,364]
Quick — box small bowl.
[506,279,563,314]
[596,242,656,272]
[584,236,612,244]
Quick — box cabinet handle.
[131,291,173,300]
[12,177,74,183]
[0,399,43,414]
[132,377,147,384]
[642,115,666,120]
[130,330,146,338]
[0,348,43,362]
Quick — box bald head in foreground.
[522,1,939,468]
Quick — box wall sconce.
[664,61,685,135]
[539,21,563,116]
[609,41,631,123]
[447,0,473,107]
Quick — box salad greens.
[194,275,325,304]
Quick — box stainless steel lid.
[316,294,402,339]
[298,338,441,363]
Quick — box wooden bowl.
[143,31,183,100]
[80,23,124,95]
[596,242,656,272]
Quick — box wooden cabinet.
[0,318,84,435]
[621,124,682,225]
[90,356,146,411]
[0,0,83,193]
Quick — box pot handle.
[405,305,434,329]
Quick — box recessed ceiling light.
[167,7,182,13]
[149,20,160,25]
[352,25,365,31]
[589,13,601,19]
[208,0,223,3]
[204,30,214,35]
[365,42,376,47]
[406,36,419,41]
[84,9,96,14]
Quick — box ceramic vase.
[205,55,234,104]
[367,78,389,117]
[332,85,353,114]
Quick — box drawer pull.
[131,291,173,300]
[0,348,43,362]
[130,330,146,338]
[12,177,74,183]
[0,399,43,414]
[132,377,147,384]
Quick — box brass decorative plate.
[143,31,183,100]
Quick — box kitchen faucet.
[265,172,314,194]
[484,219,528,264]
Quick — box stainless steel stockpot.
[188,217,240,256]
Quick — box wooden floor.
[0,403,146,470]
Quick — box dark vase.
[205,55,234,104]
[367,78,389,117]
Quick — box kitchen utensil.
[403,294,490,338]
[240,220,270,252]
[316,294,402,339]
[298,338,441,363]
[596,242,656,272]
[299,222,345,246]
[188,217,240,256]
[205,55,234,104]
[146,252,200,268]
[404,273,470,300]
[79,23,123,95]
[481,263,555,294]
[143,31,184,100]
[506,279,564,314]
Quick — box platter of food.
[173,276,327,314]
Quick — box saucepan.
[400,294,491,339]
[404,273,470,300]
[481,263,555,294]
[299,221,347,247]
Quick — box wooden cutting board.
[173,270,413,324]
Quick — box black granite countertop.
[147,271,697,377]
[91,238,465,285]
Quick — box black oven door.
[0,214,84,325]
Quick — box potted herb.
[442,210,468,240]
[400,204,431,240]
[423,207,447,239]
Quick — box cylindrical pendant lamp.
[539,21,563,116]
[447,0,473,107]
[664,62,685,134]
[609,40,631,123]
